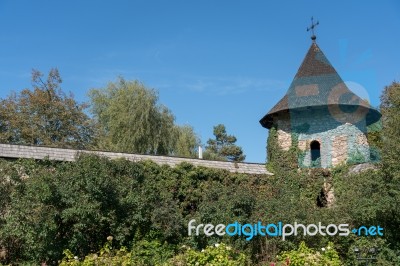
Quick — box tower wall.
[275,107,370,168]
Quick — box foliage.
[0,151,399,265]
[2,78,400,265]
[168,243,247,266]
[380,81,400,176]
[377,81,400,250]
[88,78,176,155]
[130,239,175,265]
[174,125,201,158]
[344,237,400,266]
[266,126,298,173]
[59,241,246,266]
[88,78,200,157]
[277,241,341,266]
[0,68,94,149]
[60,238,176,266]
[60,237,132,266]
[204,124,245,162]
[0,156,253,264]
[346,149,366,165]
[366,120,382,158]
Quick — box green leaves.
[204,124,246,162]
[278,241,342,266]
[89,78,170,154]
[380,82,400,178]
[0,68,94,149]
[89,78,200,157]
[0,112,399,265]
[174,125,201,158]
[170,243,247,266]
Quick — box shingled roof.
[260,42,381,128]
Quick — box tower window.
[310,140,321,166]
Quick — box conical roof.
[259,42,381,128]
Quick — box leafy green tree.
[378,81,400,250]
[90,78,181,155]
[204,124,245,162]
[0,159,62,263]
[0,68,94,149]
[380,81,400,177]
[174,125,201,158]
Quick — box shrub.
[59,238,132,266]
[277,241,342,266]
[130,239,175,265]
[346,150,366,165]
[168,243,247,266]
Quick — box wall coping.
[0,144,272,175]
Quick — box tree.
[0,68,94,149]
[378,81,400,248]
[204,124,245,162]
[90,77,199,156]
[380,81,400,177]
[174,125,201,158]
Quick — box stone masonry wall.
[277,119,292,151]
[0,144,271,175]
[275,107,370,168]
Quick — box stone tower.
[259,41,381,168]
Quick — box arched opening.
[310,140,321,166]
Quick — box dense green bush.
[277,241,341,266]
[60,240,132,266]
[59,238,175,266]
[59,241,246,266]
[168,243,247,266]
[0,156,262,264]
[130,240,175,265]
[0,145,399,265]
[346,149,366,165]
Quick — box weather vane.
[307,16,319,42]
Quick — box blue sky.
[0,1,399,162]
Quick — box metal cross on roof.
[307,17,319,42]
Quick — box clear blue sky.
[0,1,399,162]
